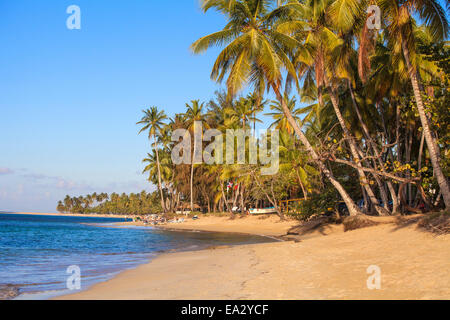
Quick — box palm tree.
[137,107,168,213]
[63,195,73,213]
[225,96,262,129]
[279,129,318,200]
[192,0,362,215]
[246,92,267,135]
[184,100,210,212]
[266,94,302,134]
[377,0,450,209]
[274,0,392,215]
[56,201,65,213]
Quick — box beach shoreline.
[58,215,450,300]
[117,215,299,237]
[1,212,131,219]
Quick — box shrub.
[288,187,341,221]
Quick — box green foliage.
[289,186,341,221]
[57,191,162,215]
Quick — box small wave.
[100,251,137,256]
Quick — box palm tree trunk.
[153,136,166,213]
[350,82,394,213]
[405,126,413,206]
[240,186,245,214]
[402,38,450,210]
[221,182,233,215]
[325,76,389,216]
[271,83,362,216]
[190,160,195,213]
[295,169,308,200]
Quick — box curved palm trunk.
[401,39,450,210]
[295,169,308,200]
[325,77,389,216]
[349,82,397,213]
[153,136,166,213]
[271,83,362,216]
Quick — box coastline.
[58,215,450,300]
[1,212,131,219]
[9,214,281,300]
[117,215,299,237]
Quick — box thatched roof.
[178,203,201,210]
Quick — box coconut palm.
[246,92,268,135]
[266,93,302,134]
[274,0,392,215]
[279,129,319,199]
[225,96,262,129]
[184,100,210,212]
[137,107,168,213]
[376,0,450,209]
[192,0,362,215]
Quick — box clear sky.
[0,0,270,212]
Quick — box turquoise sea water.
[0,213,273,299]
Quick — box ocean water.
[0,213,273,299]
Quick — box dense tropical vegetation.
[56,191,162,215]
[58,0,449,220]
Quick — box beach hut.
[176,203,202,215]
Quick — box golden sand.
[59,215,450,300]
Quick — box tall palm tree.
[184,100,210,212]
[377,0,450,209]
[137,107,168,213]
[143,150,172,189]
[274,0,390,215]
[192,0,362,215]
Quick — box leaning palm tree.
[137,107,168,213]
[274,0,390,215]
[192,0,362,215]
[184,100,210,212]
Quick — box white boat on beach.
[249,207,277,215]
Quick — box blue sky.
[0,0,270,212]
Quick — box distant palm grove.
[57,192,163,215]
[58,0,449,219]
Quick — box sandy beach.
[59,215,450,300]
[118,215,299,237]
